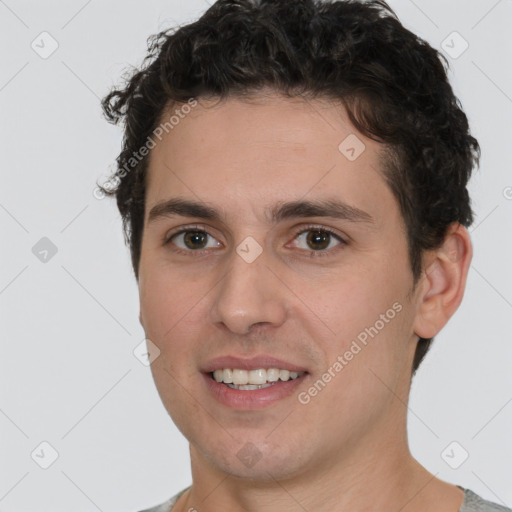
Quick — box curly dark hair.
[99,0,480,374]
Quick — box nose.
[209,245,287,335]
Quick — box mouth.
[201,355,310,409]
[202,365,309,410]
[209,368,307,390]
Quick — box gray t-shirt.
[138,486,512,512]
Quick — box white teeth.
[279,369,290,381]
[248,369,267,385]
[266,368,280,382]
[210,367,305,387]
[227,383,273,390]
[222,368,233,383]
[232,369,249,385]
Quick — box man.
[100,0,510,511]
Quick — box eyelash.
[164,223,347,258]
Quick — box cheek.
[139,262,205,336]
[303,261,411,381]
[141,271,205,423]
[299,304,412,444]
[302,267,395,339]
[139,264,212,385]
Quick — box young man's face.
[138,94,424,480]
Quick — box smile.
[211,368,306,390]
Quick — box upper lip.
[201,355,309,373]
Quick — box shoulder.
[137,487,190,512]
[136,486,512,512]
[137,498,174,512]
[460,488,512,512]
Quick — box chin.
[194,433,313,482]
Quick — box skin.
[137,92,472,512]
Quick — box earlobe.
[413,223,472,339]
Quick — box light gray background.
[0,0,511,510]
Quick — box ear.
[413,222,472,339]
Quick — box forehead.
[144,94,396,226]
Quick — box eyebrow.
[147,197,375,225]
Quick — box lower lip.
[202,373,308,410]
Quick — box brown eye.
[306,230,331,250]
[169,230,222,251]
[292,228,343,253]
[183,231,208,249]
